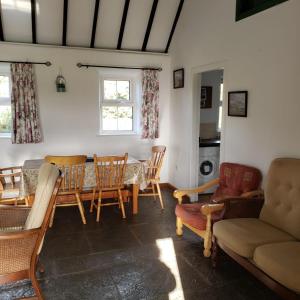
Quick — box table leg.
[132,184,139,214]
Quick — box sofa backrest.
[213,162,262,198]
[260,158,300,239]
[25,163,60,230]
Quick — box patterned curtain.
[141,70,159,139]
[10,63,42,144]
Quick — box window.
[99,72,140,135]
[0,73,11,137]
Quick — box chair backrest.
[94,154,128,190]
[146,146,166,180]
[45,155,87,192]
[213,162,262,198]
[25,163,61,230]
[0,166,22,190]
[260,158,300,239]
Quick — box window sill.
[97,132,139,137]
[0,133,11,139]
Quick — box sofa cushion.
[260,158,300,240]
[25,163,59,230]
[254,242,300,293]
[175,203,222,231]
[213,218,295,258]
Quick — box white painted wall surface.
[0,44,171,182]
[169,0,300,189]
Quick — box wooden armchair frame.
[174,177,263,257]
[0,176,62,300]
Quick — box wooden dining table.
[20,157,148,214]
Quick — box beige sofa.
[213,158,300,300]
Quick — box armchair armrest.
[173,178,220,204]
[0,206,30,230]
[222,197,264,219]
[241,189,264,198]
[201,203,224,216]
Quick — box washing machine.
[198,145,220,194]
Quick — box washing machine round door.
[199,160,215,178]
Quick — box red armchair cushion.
[175,203,222,231]
[212,163,262,200]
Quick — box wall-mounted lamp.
[56,73,66,92]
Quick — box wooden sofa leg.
[176,217,183,236]
[212,236,219,268]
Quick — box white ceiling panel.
[36,0,64,45]
[147,0,180,52]
[121,0,153,50]
[1,0,32,43]
[67,0,95,47]
[94,0,125,49]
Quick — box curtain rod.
[77,63,162,72]
[0,60,52,66]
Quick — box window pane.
[118,107,133,131]
[102,106,118,130]
[0,106,11,133]
[104,80,117,100]
[116,81,130,100]
[0,76,9,98]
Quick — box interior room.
[0,0,299,299]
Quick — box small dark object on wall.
[228,91,248,117]
[173,68,184,89]
[201,86,212,109]
[56,75,66,92]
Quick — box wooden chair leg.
[151,183,157,201]
[96,191,102,222]
[75,193,86,225]
[49,204,56,228]
[176,217,183,236]
[30,263,44,300]
[156,183,164,209]
[118,189,126,219]
[90,188,96,213]
[203,230,212,258]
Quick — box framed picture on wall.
[173,68,184,89]
[228,91,248,117]
[201,86,212,109]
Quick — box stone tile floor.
[0,190,282,300]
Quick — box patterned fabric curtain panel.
[141,70,159,139]
[10,63,42,144]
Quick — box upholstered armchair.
[174,162,262,257]
[213,158,300,299]
[0,163,61,300]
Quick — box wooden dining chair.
[45,155,87,226]
[139,146,166,209]
[90,153,128,222]
[0,166,27,206]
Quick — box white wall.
[200,70,222,126]
[169,0,300,189]
[0,43,171,181]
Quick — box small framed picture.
[173,68,184,89]
[201,86,212,109]
[228,91,248,117]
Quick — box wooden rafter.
[31,0,36,43]
[90,0,100,48]
[0,0,4,41]
[117,0,130,50]
[142,0,159,51]
[62,0,68,46]
[164,0,184,53]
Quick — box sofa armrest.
[222,197,264,219]
[173,178,219,204]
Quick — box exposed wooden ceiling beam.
[0,0,4,41]
[142,0,159,51]
[117,0,130,50]
[31,0,37,43]
[62,0,68,46]
[90,0,100,48]
[164,0,184,53]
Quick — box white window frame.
[98,70,141,136]
[0,68,12,138]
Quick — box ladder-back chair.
[45,155,87,226]
[90,154,128,222]
[0,166,27,205]
[139,146,166,209]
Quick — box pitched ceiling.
[0,0,184,53]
